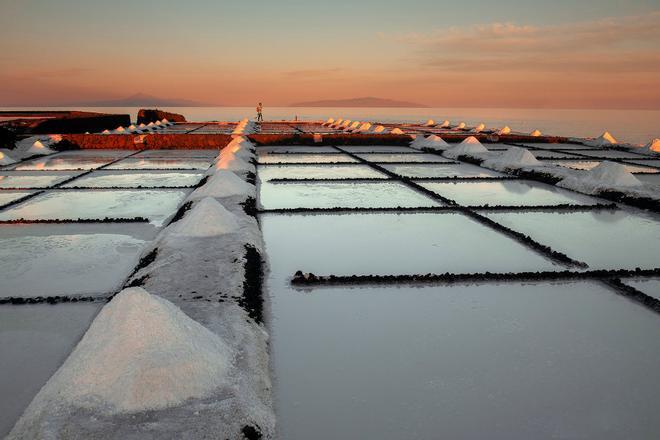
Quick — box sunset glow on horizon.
[1,0,659,109]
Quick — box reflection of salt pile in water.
[443,136,488,159]
[410,134,450,151]
[173,197,240,237]
[530,129,542,137]
[483,147,541,171]
[27,139,56,156]
[390,127,405,134]
[497,126,511,135]
[558,161,642,194]
[0,150,17,165]
[12,287,232,417]
[585,131,617,147]
[188,170,255,201]
[424,119,435,127]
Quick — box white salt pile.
[173,197,239,237]
[586,131,618,147]
[330,118,343,128]
[15,287,233,415]
[323,117,335,126]
[188,170,255,201]
[558,161,642,194]
[482,146,541,171]
[424,119,435,126]
[390,127,405,134]
[340,120,352,128]
[127,124,139,133]
[357,122,372,132]
[0,150,17,165]
[27,140,56,156]
[114,126,128,134]
[345,121,361,131]
[101,129,111,134]
[410,134,450,151]
[530,129,542,137]
[641,138,660,154]
[457,122,466,129]
[372,125,389,134]
[211,152,254,175]
[162,118,171,126]
[498,126,512,135]
[443,136,488,159]
[138,123,147,131]
[440,120,451,128]
[473,123,486,132]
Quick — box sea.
[2,107,658,145]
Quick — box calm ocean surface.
[3,107,658,145]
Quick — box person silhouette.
[256,102,263,122]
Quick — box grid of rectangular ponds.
[257,143,660,440]
[0,149,215,437]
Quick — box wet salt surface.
[257,164,387,180]
[105,158,212,170]
[627,159,660,168]
[519,143,601,150]
[12,157,115,171]
[340,145,418,153]
[419,180,600,206]
[258,182,440,209]
[0,191,34,206]
[260,213,561,275]
[532,151,586,159]
[61,170,204,188]
[622,278,660,301]
[635,174,660,185]
[486,210,660,270]
[356,153,450,163]
[382,163,503,178]
[268,281,660,440]
[0,189,188,226]
[132,149,219,158]
[548,160,658,173]
[257,153,358,164]
[571,149,648,160]
[0,223,157,297]
[258,146,339,154]
[0,303,101,438]
[0,173,78,189]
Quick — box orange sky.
[1,1,659,109]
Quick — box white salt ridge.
[410,134,450,151]
[390,127,405,134]
[482,147,541,171]
[188,170,255,201]
[0,150,17,165]
[558,161,642,194]
[443,136,488,159]
[173,197,240,237]
[498,126,512,135]
[27,140,56,156]
[531,129,542,137]
[10,287,232,419]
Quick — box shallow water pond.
[0,189,188,226]
[571,149,648,159]
[13,157,114,171]
[0,191,34,206]
[622,278,660,301]
[105,158,212,170]
[340,145,418,153]
[133,149,218,158]
[0,223,157,297]
[356,153,451,163]
[268,280,660,440]
[519,143,600,150]
[257,153,358,164]
[0,173,78,189]
[61,170,204,188]
[0,303,101,438]
[259,182,439,209]
[486,210,660,270]
[382,163,503,178]
[548,160,658,173]
[261,212,561,275]
[258,146,339,154]
[258,164,387,181]
[419,180,599,206]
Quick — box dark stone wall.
[137,109,186,124]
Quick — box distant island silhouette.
[290,97,428,108]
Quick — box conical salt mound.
[128,124,138,132]
[372,125,388,134]
[588,161,641,187]
[27,140,55,155]
[443,136,488,159]
[14,287,232,415]
[596,131,617,146]
[410,134,450,151]
[162,118,170,126]
[390,128,404,134]
[501,147,541,166]
[424,119,435,126]
[474,123,485,132]
[188,170,255,201]
[440,120,450,128]
[211,153,254,174]
[102,129,111,134]
[358,122,372,132]
[457,122,466,129]
[323,118,335,126]
[530,129,542,137]
[498,126,511,135]
[114,126,127,134]
[642,138,660,154]
[174,197,239,237]
[0,150,17,165]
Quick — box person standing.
[256,102,263,122]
